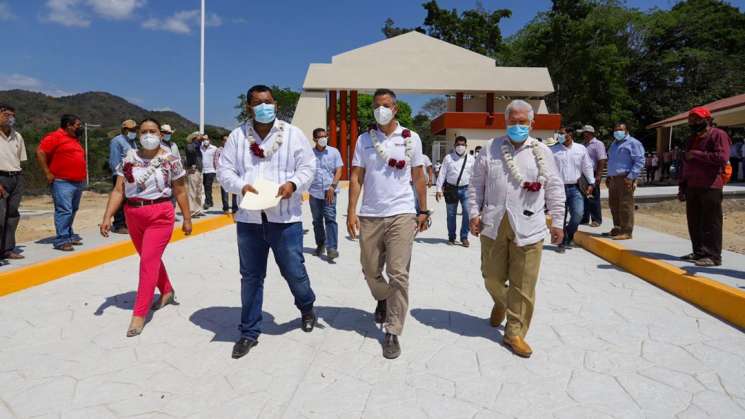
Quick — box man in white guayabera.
[347,88,430,360]
[467,99,565,358]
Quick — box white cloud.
[143,9,222,35]
[0,73,73,97]
[153,107,173,112]
[44,0,145,27]
[0,2,15,21]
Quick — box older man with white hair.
[468,100,565,358]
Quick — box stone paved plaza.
[2,193,745,419]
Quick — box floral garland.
[247,120,285,159]
[122,151,170,191]
[501,138,548,192]
[369,127,413,170]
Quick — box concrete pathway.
[2,191,745,418]
[599,182,745,201]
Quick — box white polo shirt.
[351,124,424,217]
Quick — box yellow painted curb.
[575,231,745,328]
[0,215,235,297]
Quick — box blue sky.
[3,0,744,128]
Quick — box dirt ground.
[631,198,745,255]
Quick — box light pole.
[200,0,205,134]
[84,123,101,186]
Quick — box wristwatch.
[330,183,338,188]
[418,210,431,217]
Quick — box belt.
[125,197,171,207]
[609,173,628,178]
[0,171,21,177]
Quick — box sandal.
[680,253,702,261]
[126,317,145,337]
[151,292,178,311]
[694,258,721,267]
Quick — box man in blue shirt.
[605,123,645,240]
[308,128,343,260]
[108,119,138,234]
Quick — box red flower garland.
[402,129,411,138]
[522,181,542,192]
[122,162,134,183]
[384,129,412,170]
[249,142,265,158]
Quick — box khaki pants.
[481,217,543,338]
[187,170,204,213]
[608,175,635,235]
[359,214,417,336]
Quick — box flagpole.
[199,0,205,134]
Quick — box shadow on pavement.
[682,266,745,281]
[34,236,57,244]
[189,305,384,343]
[410,308,501,343]
[94,291,139,315]
[414,237,451,245]
[634,250,682,262]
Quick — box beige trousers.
[481,216,543,338]
[187,170,204,213]
[359,214,418,336]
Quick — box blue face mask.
[507,124,530,142]
[253,103,276,124]
[613,130,627,141]
[556,134,566,144]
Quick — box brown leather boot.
[489,305,505,327]
[503,335,533,358]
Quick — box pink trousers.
[124,201,175,317]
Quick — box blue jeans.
[446,185,470,242]
[51,180,83,249]
[564,185,584,245]
[581,182,602,224]
[236,221,316,340]
[309,196,338,250]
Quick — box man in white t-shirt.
[348,88,430,360]
[200,136,219,209]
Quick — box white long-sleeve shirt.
[549,142,595,185]
[468,136,565,246]
[217,119,316,224]
[436,152,474,192]
[201,144,219,174]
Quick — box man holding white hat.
[579,125,607,227]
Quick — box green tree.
[235,85,301,123]
[383,0,512,58]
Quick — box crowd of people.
[0,88,734,359]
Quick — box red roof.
[647,93,745,129]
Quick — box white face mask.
[374,106,394,126]
[203,140,210,146]
[455,145,466,155]
[126,131,137,140]
[139,133,161,150]
[163,134,172,142]
[317,137,328,148]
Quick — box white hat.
[544,136,557,147]
[160,124,174,134]
[580,125,595,134]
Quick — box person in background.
[436,136,475,247]
[644,153,653,184]
[434,160,442,178]
[185,132,205,217]
[579,125,607,227]
[423,154,434,188]
[662,149,673,181]
[108,119,138,234]
[468,99,565,358]
[650,152,659,184]
[605,123,645,240]
[672,145,683,179]
[550,127,594,252]
[36,114,87,251]
[0,104,27,263]
[730,137,743,182]
[308,127,343,260]
[100,118,192,337]
[160,124,179,158]
[474,145,482,156]
[200,135,219,210]
[217,135,238,214]
[679,107,730,267]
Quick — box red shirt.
[39,128,87,182]
[680,127,731,190]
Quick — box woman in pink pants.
[100,118,192,337]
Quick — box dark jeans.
[309,196,338,250]
[112,175,126,229]
[446,185,470,241]
[0,174,23,254]
[685,187,723,262]
[564,184,584,245]
[237,220,316,340]
[220,186,238,212]
[730,157,741,182]
[51,179,83,248]
[581,182,602,224]
[203,172,216,208]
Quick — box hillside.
[0,89,225,135]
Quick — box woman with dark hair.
[100,117,192,337]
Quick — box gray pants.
[0,174,23,255]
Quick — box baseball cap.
[160,124,174,134]
[689,107,712,119]
[580,125,595,134]
[121,119,137,129]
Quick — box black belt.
[125,197,171,207]
[0,171,21,177]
